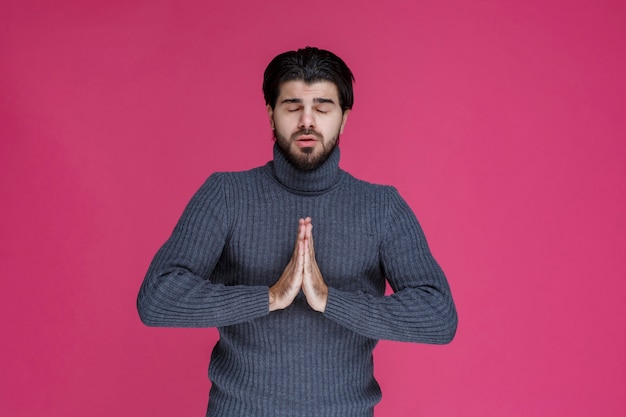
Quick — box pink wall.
[1,0,625,416]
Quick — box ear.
[339,109,351,134]
[267,104,275,130]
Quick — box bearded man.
[137,46,457,417]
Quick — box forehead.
[277,80,340,102]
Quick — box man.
[137,47,457,417]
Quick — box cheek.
[274,123,291,139]
[272,121,295,143]
[274,115,297,132]
[324,118,345,136]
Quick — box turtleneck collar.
[268,142,342,193]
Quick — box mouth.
[295,135,318,147]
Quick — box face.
[268,80,350,171]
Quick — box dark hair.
[263,47,354,111]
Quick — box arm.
[323,187,458,344]
[136,173,269,328]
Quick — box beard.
[274,128,340,171]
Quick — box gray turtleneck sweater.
[137,144,457,417]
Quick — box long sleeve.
[136,173,269,328]
[323,187,457,344]
[138,146,457,416]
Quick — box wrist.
[268,289,276,312]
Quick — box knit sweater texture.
[137,144,457,417]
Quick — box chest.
[212,189,386,294]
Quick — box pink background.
[1,0,625,416]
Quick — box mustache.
[290,128,323,141]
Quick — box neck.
[269,143,342,193]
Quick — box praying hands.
[269,217,328,313]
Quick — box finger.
[301,236,309,271]
[292,219,306,256]
[299,219,307,241]
[305,222,315,256]
[297,240,306,280]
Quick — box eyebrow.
[280,98,336,105]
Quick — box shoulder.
[184,164,270,224]
[339,170,402,200]
[193,164,274,209]
[340,170,418,226]
[200,163,269,188]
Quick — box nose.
[298,108,315,129]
